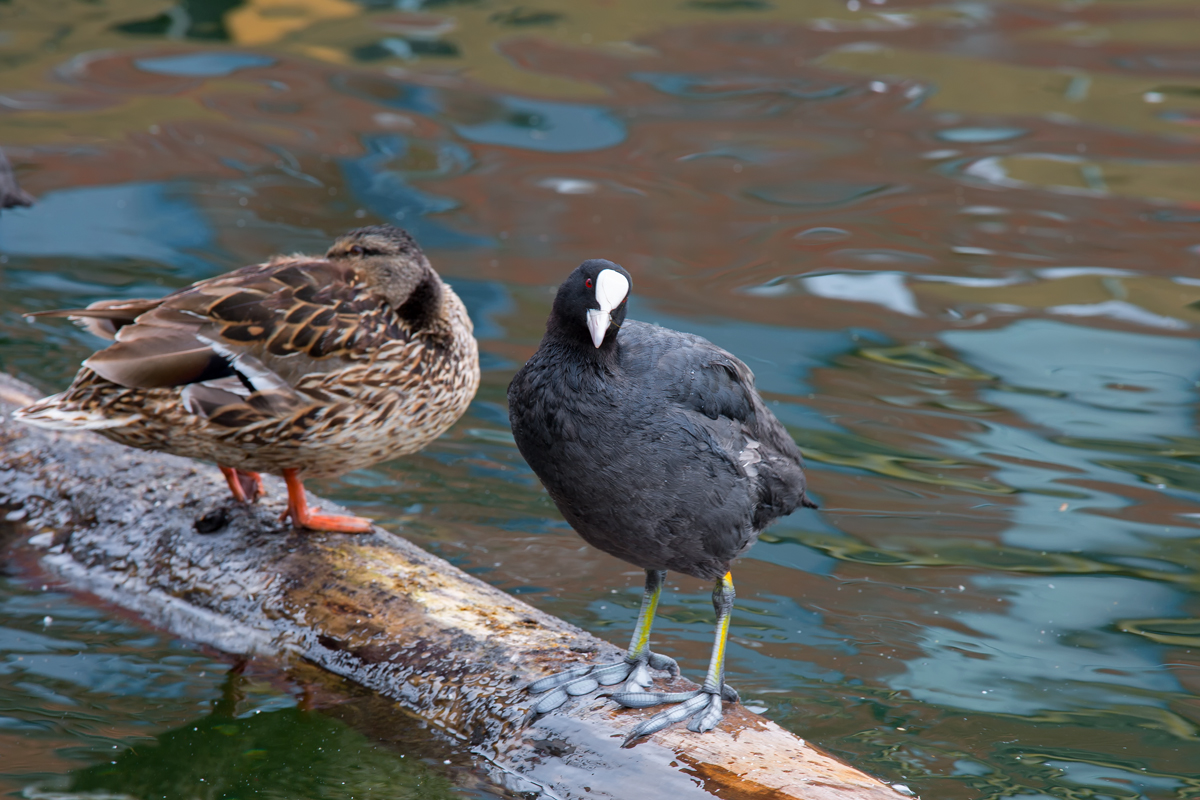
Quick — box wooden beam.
[0,372,902,800]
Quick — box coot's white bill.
[585,268,630,348]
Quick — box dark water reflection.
[3,0,1200,797]
[0,575,488,798]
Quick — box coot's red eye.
[585,278,593,289]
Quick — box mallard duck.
[15,225,480,532]
[507,260,815,743]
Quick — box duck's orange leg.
[219,465,265,503]
[280,468,373,533]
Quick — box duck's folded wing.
[85,323,235,389]
[75,258,406,395]
[27,298,166,340]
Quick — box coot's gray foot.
[618,651,681,694]
[526,651,679,715]
[612,688,726,745]
[526,570,679,717]
[612,572,741,745]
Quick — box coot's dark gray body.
[508,259,815,744]
[508,319,810,580]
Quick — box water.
[0,570,490,797]
[2,0,1200,797]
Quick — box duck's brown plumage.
[15,225,480,530]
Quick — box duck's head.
[552,259,631,349]
[328,225,440,311]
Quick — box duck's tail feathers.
[12,395,142,431]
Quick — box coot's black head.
[550,259,632,349]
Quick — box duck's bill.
[586,308,610,348]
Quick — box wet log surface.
[0,371,903,800]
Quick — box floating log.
[0,371,902,800]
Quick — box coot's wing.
[630,325,791,451]
[659,339,756,424]
[626,322,812,522]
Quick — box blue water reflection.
[134,53,276,77]
[632,72,849,101]
[936,127,1027,144]
[332,75,625,153]
[946,320,1200,439]
[339,135,488,248]
[0,183,213,271]
[0,578,228,791]
[450,278,513,343]
[946,320,1200,551]
[881,319,1198,725]
[452,96,625,153]
[893,575,1181,716]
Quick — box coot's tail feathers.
[751,456,810,530]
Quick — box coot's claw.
[687,692,724,733]
[647,652,680,676]
[619,690,716,746]
[721,683,739,704]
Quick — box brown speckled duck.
[15,225,480,532]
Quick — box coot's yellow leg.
[627,569,664,659]
[700,571,734,693]
[611,572,739,745]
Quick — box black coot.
[507,259,815,743]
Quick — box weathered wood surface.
[0,371,903,800]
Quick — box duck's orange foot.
[281,507,374,533]
[220,465,266,503]
[280,468,373,534]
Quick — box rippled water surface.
[3,0,1200,797]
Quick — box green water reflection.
[3,0,1200,798]
[0,576,472,799]
[64,696,454,800]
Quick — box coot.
[507,259,814,743]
